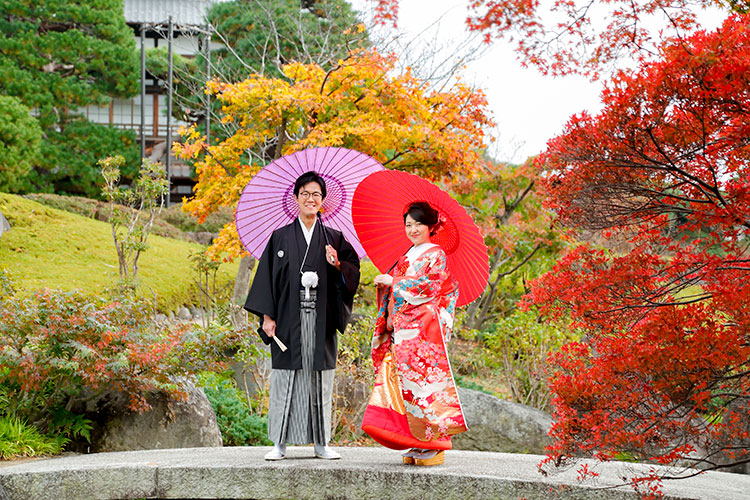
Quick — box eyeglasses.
[298,191,323,200]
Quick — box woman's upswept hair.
[404,201,442,236]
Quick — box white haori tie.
[301,271,318,300]
[298,217,319,300]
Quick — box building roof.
[124,0,228,26]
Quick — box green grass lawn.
[0,193,238,310]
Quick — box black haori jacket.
[244,220,360,370]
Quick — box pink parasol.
[235,147,384,259]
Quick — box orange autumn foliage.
[174,48,493,261]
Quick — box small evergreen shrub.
[23,193,184,240]
[198,372,271,446]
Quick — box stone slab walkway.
[1,447,749,500]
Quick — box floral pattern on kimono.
[362,245,467,450]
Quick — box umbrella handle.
[317,212,336,263]
[317,212,332,245]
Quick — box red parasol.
[235,147,384,259]
[352,170,489,307]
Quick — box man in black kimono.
[244,171,360,460]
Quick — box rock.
[452,387,552,454]
[69,377,222,453]
[709,398,750,474]
[333,373,371,429]
[5,447,750,500]
[0,212,10,237]
[229,351,271,401]
[185,231,215,246]
[176,306,192,321]
[334,374,370,413]
[189,307,204,321]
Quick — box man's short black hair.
[294,171,327,199]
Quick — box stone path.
[1,447,749,500]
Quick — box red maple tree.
[369,0,734,77]
[526,13,750,479]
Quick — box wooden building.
[83,0,227,204]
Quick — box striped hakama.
[267,290,335,445]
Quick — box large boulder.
[0,211,10,237]
[452,387,552,454]
[708,398,750,475]
[334,372,371,431]
[70,377,222,453]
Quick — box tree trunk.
[232,255,256,326]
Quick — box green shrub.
[0,267,15,299]
[331,312,375,444]
[337,312,375,374]
[354,260,380,308]
[0,280,251,454]
[23,193,185,240]
[0,416,65,459]
[483,309,578,411]
[0,96,42,193]
[29,120,140,197]
[48,407,93,445]
[198,371,271,446]
[0,286,212,432]
[454,375,493,394]
[23,192,102,217]
[24,193,234,239]
[160,203,233,233]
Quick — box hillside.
[0,193,237,310]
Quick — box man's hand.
[325,244,340,270]
[262,314,277,338]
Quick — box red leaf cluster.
[371,0,399,27]
[0,288,239,429]
[372,0,724,77]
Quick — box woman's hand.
[374,274,393,287]
[262,314,276,338]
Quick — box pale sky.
[349,0,728,164]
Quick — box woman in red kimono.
[361,201,467,466]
